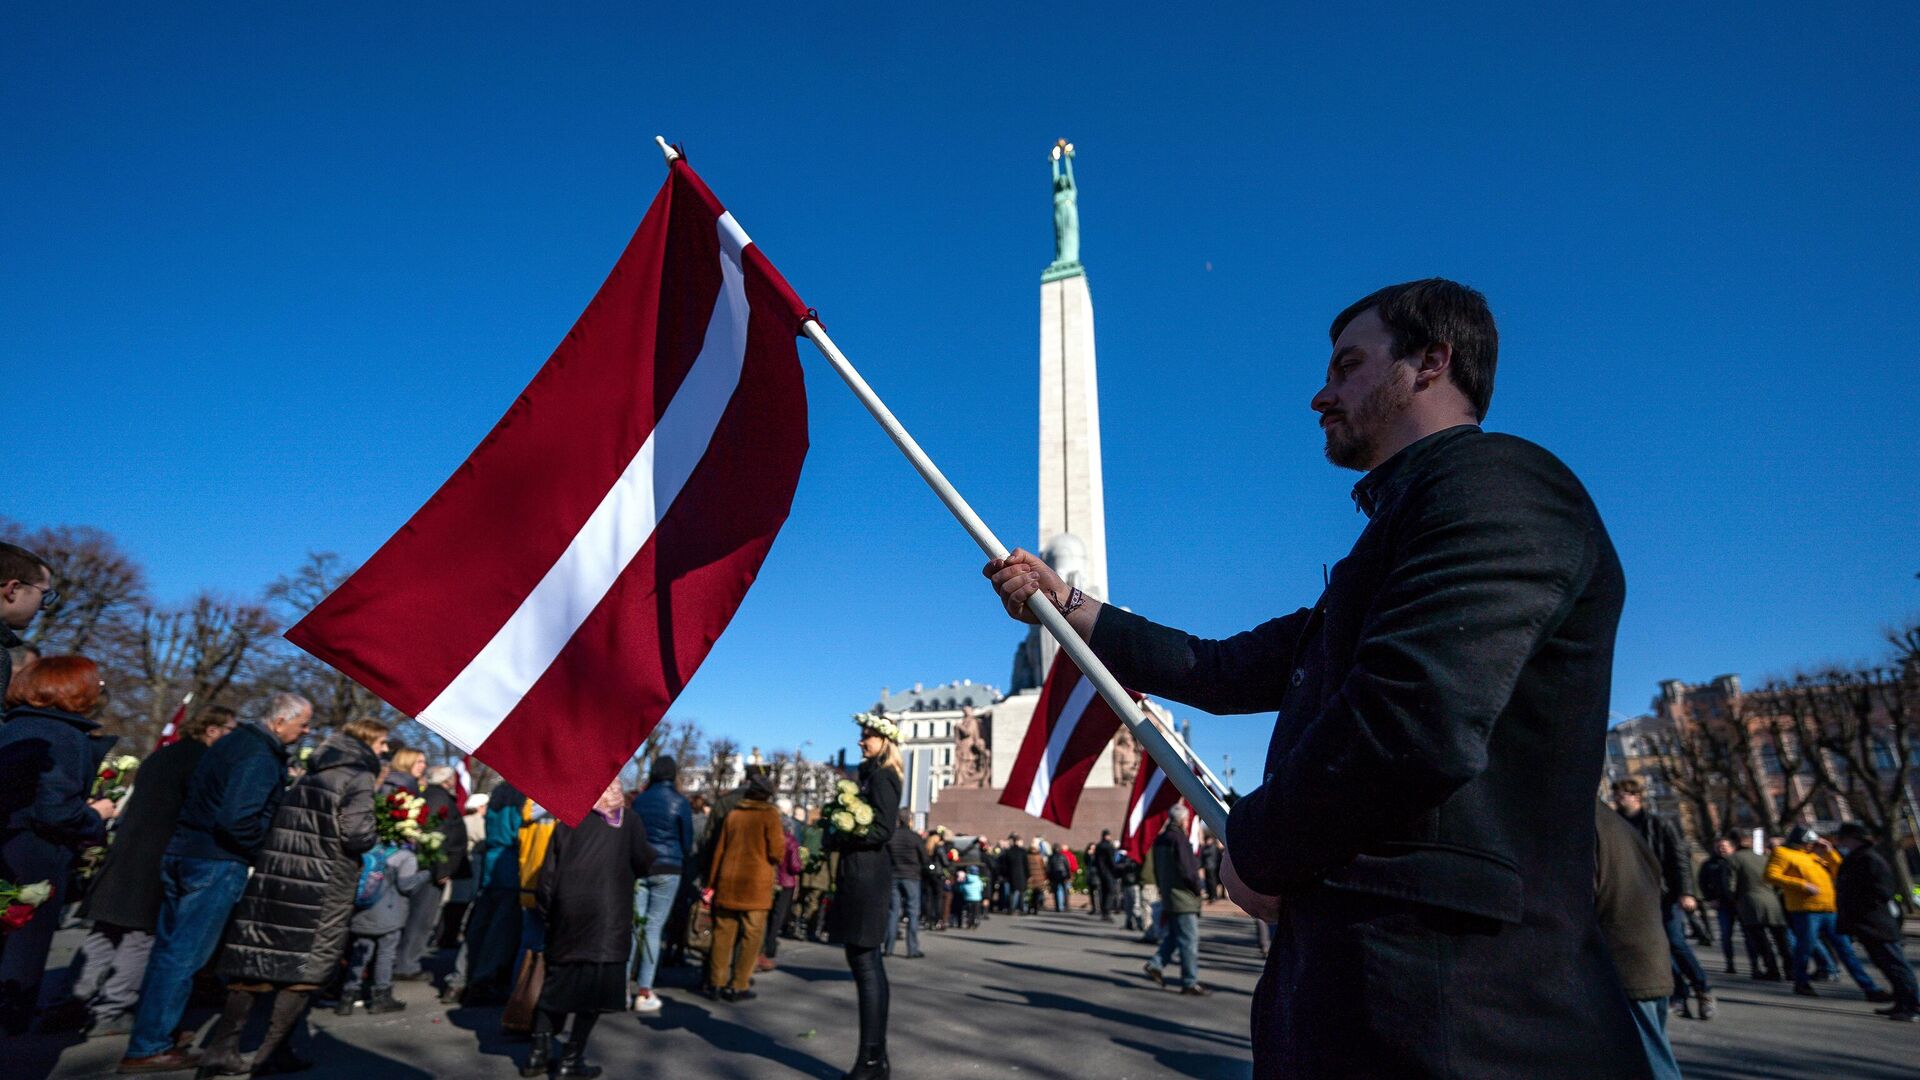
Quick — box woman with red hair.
[0,655,120,1033]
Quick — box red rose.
[100,769,118,780]
[390,809,408,820]
[436,807,450,821]
[1,903,36,932]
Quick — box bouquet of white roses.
[822,778,877,839]
[93,754,141,802]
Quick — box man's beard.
[1323,373,1412,470]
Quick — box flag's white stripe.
[1024,675,1098,817]
[420,212,754,753]
[1126,766,1165,838]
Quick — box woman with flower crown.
[825,713,904,1080]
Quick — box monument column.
[1031,139,1109,683]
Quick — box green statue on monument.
[1044,139,1084,282]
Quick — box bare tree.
[705,736,740,794]
[131,594,275,752]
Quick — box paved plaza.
[17,906,1917,1079]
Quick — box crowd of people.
[10,526,1913,1080]
[0,549,1233,1080]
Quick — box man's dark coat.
[81,738,208,931]
[1835,842,1903,944]
[1091,427,1645,1078]
[1620,807,1694,905]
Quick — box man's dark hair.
[1329,278,1498,421]
[183,704,239,741]
[0,542,51,586]
[1611,777,1646,797]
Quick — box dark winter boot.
[556,1038,602,1078]
[842,1043,891,1080]
[366,987,408,1015]
[248,990,315,1076]
[334,985,362,1017]
[519,1033,552,1077]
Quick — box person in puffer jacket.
[195,719,385,1077]
[338,843,432,1016]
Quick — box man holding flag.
[986,280,1645,1078]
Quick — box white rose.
[16,881,53,906]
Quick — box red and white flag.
[286,158,811,825]
[1121,734,1223,861]
[155,693,192,749]
[998,650,1139,827]
[1120,744,1185,864]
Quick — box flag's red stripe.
[474,275,807,825]
[1034,696,1122,827]
[997,665,1076,806]
[285,171,719,715]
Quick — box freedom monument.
[873,142,1172,844]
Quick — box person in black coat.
[1092,830,1118,920]
[0,656,117,1034]
[1833,822,1920,1020]
[826,714,904,1080]
[525,779,655,1078]
[59,705,236,1035]
[984,280,1647,1078]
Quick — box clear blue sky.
[9,6,1917,790]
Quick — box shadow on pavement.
[1110,1036,1256,1080]
[658,1000,842,1078]
[973,984,1251,1050]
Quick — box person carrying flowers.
[825,713,903,1080]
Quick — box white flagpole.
[653,137,1232,842]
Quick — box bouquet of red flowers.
[376,790,428,846]
[1,879,53,934]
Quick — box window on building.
[1762,747,1782,776]
[1872,740,1897,770]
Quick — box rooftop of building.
[875,679,1003,714]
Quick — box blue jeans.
[127,856,250,1058]
[1630,997,1683,1080]
[1787,911,1877,991]
[1050,882,1068,911]
[629,872,679,990]
[1150,912,1199,988]
[1661,902,1710,999]
[884,879,920,956]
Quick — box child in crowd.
[339,843,431,1015]
[957,869,984,930]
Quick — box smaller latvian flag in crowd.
[286,155,812,826]
[154,693,192,749]
[1121,744,1185,864]
[999,650,1141,828]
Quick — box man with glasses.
[0,541,57,704]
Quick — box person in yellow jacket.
[1765,826,1888,999]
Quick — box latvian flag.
[1121,736,1223,862]
[286,157,811,825]
[998,650,1140,828]
[1120,747,1186,864]
[155,694,192,749]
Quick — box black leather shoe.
[841,1046,890,1080]
[519,1033,551,1077]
